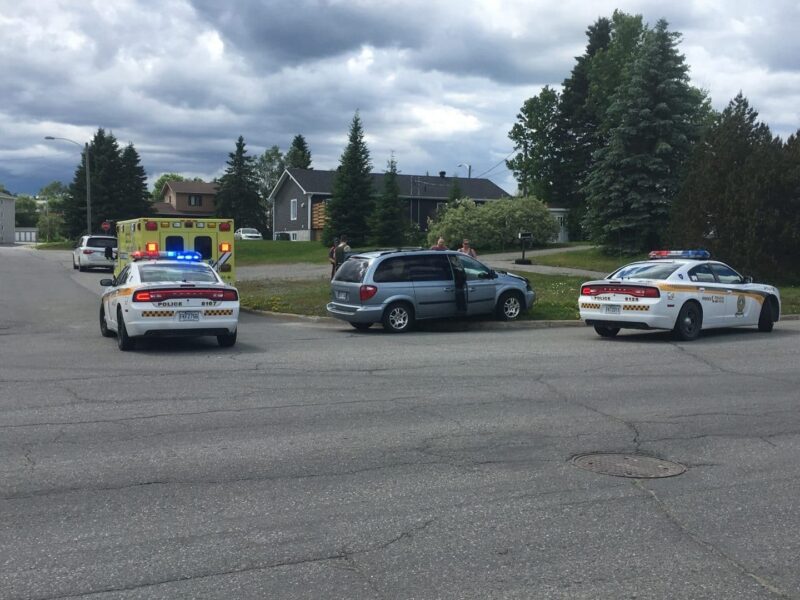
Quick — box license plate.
[605,304,621,315]
[336,290,349,301]
[179,311,200,322]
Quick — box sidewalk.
[236,245,606,281]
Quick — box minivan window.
[335,258,369,283]
[457,255,491,281]
[374,257,411,283]
[408,254,453,282]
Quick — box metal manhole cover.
[571,453,686,478]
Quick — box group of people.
[329,234,477,279]
[431,237,477,258]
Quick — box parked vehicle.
[327,249,536,333]
[72,235,117,272]
[234,228,263,241]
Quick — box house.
[153,180,218,217]
[0,190,15,244]
[270,168,512,241]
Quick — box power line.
[474,151,516,179]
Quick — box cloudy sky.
[1,0,799,197]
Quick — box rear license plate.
[179,311,200,322]
[605,304,621,315]
[336,290,349,301]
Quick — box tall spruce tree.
[582,19,703,253]
[323,112,373,246]
[215,136,265,229]
[368,155,406,246]
[285,134,312,169]
[117,144,153,220]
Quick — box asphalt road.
[2,245,799,600]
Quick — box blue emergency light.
[648,249,710,260]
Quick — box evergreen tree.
[215,136,264,229]
[448,177,463,205]
[670,94,790,278]
[323,112,373,246]
[117,143,153,220]
[368,155,406,246]
[582,19,703,253]
[285,134,312,169]
[507,85,560,201]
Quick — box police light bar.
[131,251,203,261]
[648,249,710,260]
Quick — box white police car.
[99,251,239,350]
[579,250,781,341]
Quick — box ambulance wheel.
[99,305,113,338]
[758,298,775,332]
[674,301,702,341]
[116,307,135,351]
[217,330,237,347]
[594,325,620,338]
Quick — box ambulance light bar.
[648,249,710,260]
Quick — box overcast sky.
[1,0,799,197]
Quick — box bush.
[427,196,559,251]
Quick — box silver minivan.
[326,249,536,332]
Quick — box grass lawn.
[35,241,74,250]
[236,240,330,266]
[529,247,647,274]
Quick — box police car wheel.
[99,305,114,338]
[758,299,775,332]
[594,325,620,338]
[217,330,237,347]
[116,308,135,351]
[674,302,702,341]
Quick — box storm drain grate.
[571,453,687,478]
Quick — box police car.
[579,250,781,341]
[99,251,239,350]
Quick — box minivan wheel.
[382,302,414,333]
[496,291,523,321]
[351,322,372,331]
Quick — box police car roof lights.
[131,250,204,262]
[648,249,710,260]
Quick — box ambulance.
[115,218,236,284]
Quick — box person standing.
[430,237,447,251]
[333,234,351,274]
[457,239,477,258]
[328,237,339,279]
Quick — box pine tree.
[215,136,265,230]
[448,177,463,205]
[117,144,153,220]
[285,134,312,169]
[368,155,406,246]
[582,19,703,253]
[323,112,373,246]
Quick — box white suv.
[72,235,117,272]
[234,228,263,241]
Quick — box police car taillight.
[360,285,378,302]
[648,249,710,260]
[581,285,660,298]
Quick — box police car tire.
[116,308,135,351]
[594,325,620,338]
[217,331,237,347]
[99,305,114,338]
[674,301,702,341]
[758,300,775,332]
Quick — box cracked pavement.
[2,245,800,599]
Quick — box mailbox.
[518,231,533,240]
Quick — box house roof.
[163,180,218,197]
[151,202,182,215]
[278,168,510,200]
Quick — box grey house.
[0,191,15,245]
[270,168,511,241]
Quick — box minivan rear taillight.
[360,285,378,302]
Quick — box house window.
[188,195,202,207]
[290,198,298,220]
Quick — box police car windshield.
[610,262,682,280]
[139,264,218,283]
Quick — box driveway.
[236,245,606,282]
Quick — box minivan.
[326,249,536,332]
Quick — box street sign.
[101,220,111,232]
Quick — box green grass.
[35,241,74,250]
[236,241,330,266]
[529,247,647,274]
[779,287,800,315]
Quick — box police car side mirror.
[744,275,753,284]
[99,278,114,287]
